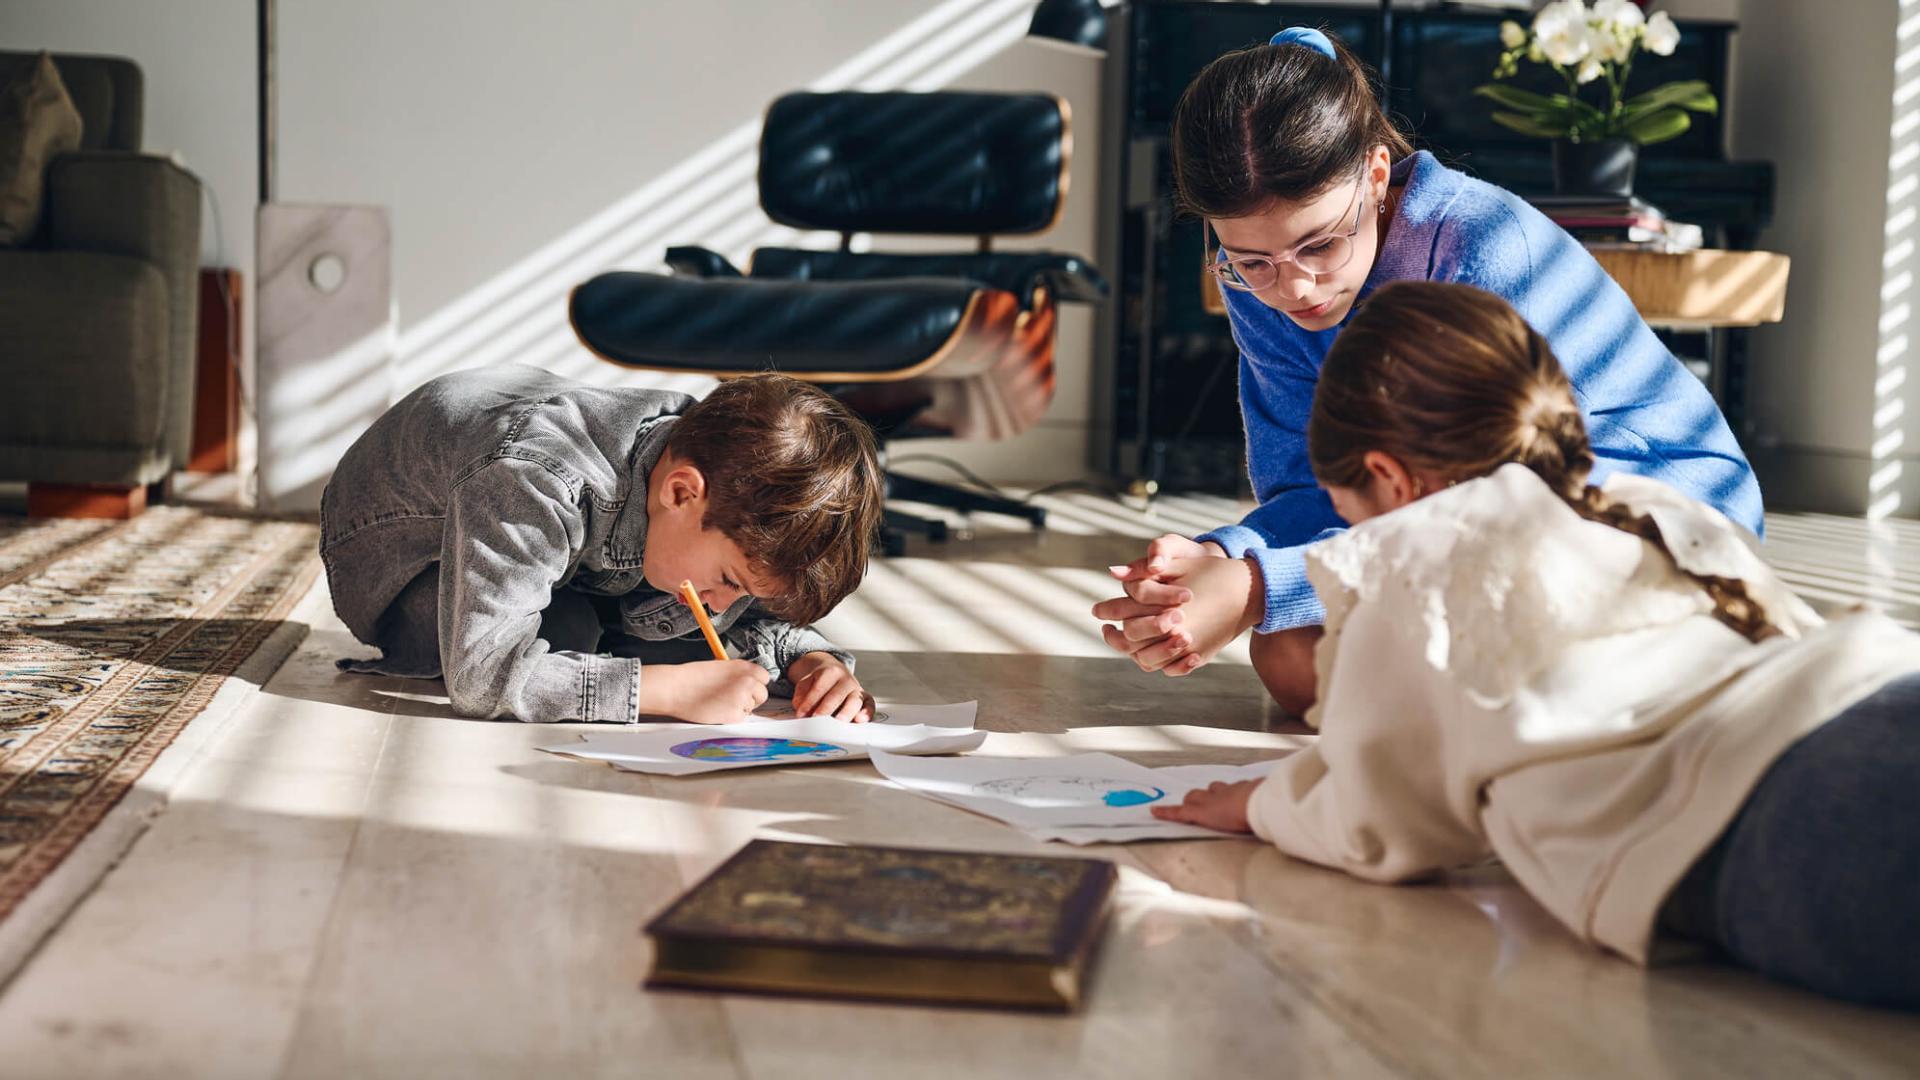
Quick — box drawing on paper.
[669,737,851,763]
[974,776,1168,809]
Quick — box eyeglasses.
[1205,176,1369,292]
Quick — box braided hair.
[1308,281,1777,643]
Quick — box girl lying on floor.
[1153,280,1920,1010]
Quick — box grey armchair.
[0,51,201,516]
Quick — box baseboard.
[1750,444,1920,517]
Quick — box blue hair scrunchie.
[1269,26,1335,59]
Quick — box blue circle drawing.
[669,737,849,763]
[975,776,1167,808]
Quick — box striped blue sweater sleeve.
[1197,316,1349,633]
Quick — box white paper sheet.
[868,751,1279,843]
[537,707,984,777]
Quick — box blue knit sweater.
[1199,151,1764,633]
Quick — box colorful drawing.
[669,737,850,763]
[974,776,1168,809]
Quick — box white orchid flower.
[1587,22,1630,65]
[1500,20,1527,49]
[1593,0,1646,31]
[1531,0,1582,37]
[1535,2,1593,66]
[1576,57,1605,84]
[1644,11,1681,56]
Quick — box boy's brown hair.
[668,374,883,625]
[1308,280,1776,643]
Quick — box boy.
[319,365,883,724]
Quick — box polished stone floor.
[1,490,1916,1079]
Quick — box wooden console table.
[1586,248,1791,330]
[1198,249,1790,328]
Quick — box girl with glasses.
[1093,26,1762,719]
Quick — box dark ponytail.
[1310,281,1780,644]
[1172,28,1413,219]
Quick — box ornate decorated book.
[643,840,1117,1011]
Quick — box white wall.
[1,1,254,271]
[1729,0,1905,515]
[5,0,1093,500]
[272,0,1097,483]
[44,0,1901,509]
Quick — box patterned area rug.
[0,508,319,974]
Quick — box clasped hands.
[1090,534,1264,676]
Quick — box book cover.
[644,839,1118,1011]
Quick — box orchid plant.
[1476,0,1716,146]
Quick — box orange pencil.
[678,580,728,661]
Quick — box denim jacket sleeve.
[440,457,640,723]
[720,601,855,696]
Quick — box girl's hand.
[1091,535,1226,663]
[1151,779,1260,833]
[787,652,874,722]
[1108,534,1227,596]
[1096,555,1264,676]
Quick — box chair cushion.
[571,272,986,377]
[0,54,83,247]
[749,248,1108,306]
[758,92,1067,236]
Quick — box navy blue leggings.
[1664,671,1920,1009]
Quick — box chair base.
[880,471,1046,554]
[882,508,945,556]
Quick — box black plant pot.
[1552,138,1638,198]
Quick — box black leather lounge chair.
[569,90,1108,555]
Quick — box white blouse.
[1247,464,1920,962]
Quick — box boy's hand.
[1151,779,1259,834]
[787,652,873,723]
[642,660,772,725]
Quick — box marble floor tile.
[2,494,1917,1078]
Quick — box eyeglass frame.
[1204,170,1373,293]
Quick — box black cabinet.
[1091,1,1768,492]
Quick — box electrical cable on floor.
[886,454,1014,501]
[885,454,1131,506]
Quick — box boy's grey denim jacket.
[319,365,851,723]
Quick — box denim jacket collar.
[604,414,680,567]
